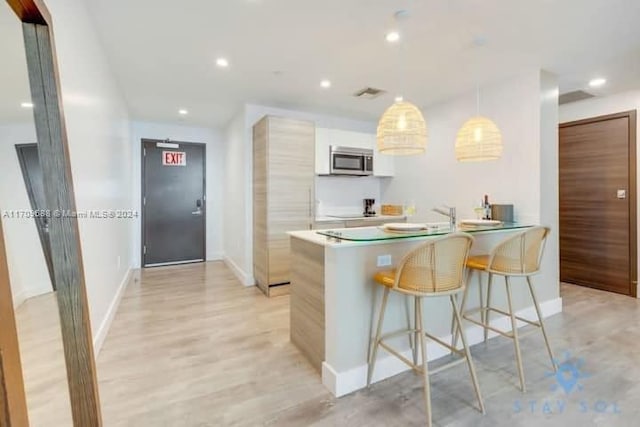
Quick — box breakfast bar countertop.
[289,222,533,248]
[314,214,407,222]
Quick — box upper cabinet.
[315,127,395,177]
[372,139,395,177]
[315,127,331,175]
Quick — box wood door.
[559,111,637,296]
[0,220,29,426]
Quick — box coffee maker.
[363,198,376,217]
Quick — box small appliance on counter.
[363,198,376,217]
[491,204,514,223]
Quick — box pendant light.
[455,87,503,162]
[377,99,427,155]
[376,10,427,156]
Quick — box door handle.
[192,198,203,215]
[617,189,627,199]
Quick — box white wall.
[381,69,560,303]
[0,123,52,306]
[315,176,381,216]
[382,70,543,224]
[48,0,134,348]
[560,90,640,297]
[540,70,560,304]
[222,103,377,285]
[130,121,225,267]
[222,108,251,284]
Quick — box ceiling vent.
[559,90,595,105]
[353,87,386,100]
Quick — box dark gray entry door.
[15,144,55,289]
[142,140,206,267]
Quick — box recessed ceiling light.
[216,58,229,68]
[320,79,332,89]
[21,102,33,108]
[178,109,188,115]
[589,78,606,88]
[395,96,404,102]
[385,31,400,43]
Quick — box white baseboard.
[322,296,563,397]
[223,256,255,286]
[207,251,224,261]
[13,283,53,308]
[13,289,28,308]
[93,268,135,355]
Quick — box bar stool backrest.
[394,233,474,295]
[488,226,550,275]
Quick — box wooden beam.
[0,219,29,427]
[22,22,103,427]
[6,0,50,25]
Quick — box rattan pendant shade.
[377,101,427,155]
[455,115,503,162]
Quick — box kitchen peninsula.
[288,224,562,397]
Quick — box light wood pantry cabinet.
[253,116,315,296]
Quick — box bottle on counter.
[483,194,492,220]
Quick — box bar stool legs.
[484,273,493,343]
[505,277,526,392]
[416,299,433,427]
[368,292,485,426]
[527,276,556,370]
[367,287,390,387]
[450,295,485,415]
[413,297,419,365]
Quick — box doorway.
[141,139,206,267]
[15,144,55,289]
[559,111,637,296]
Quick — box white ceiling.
[3,1,640,128]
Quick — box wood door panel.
[0,221,29,426]
[559,113,636,295]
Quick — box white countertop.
[315,215,406,222]
[289,227,448,248]
[289,224,533,249]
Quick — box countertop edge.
[289,225,535,248]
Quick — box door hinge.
[143,196,146,206]
[143,245,147,255]
[143,148,146,156]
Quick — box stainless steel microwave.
[330,145,373,176]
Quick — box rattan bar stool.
[457,226,556,392]
[367,233,485,427]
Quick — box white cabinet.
[372,137,395,177]
[314,127,395,177]
[336,129,373,149]
[315,127,331,175]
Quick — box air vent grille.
[559,90,595,105]
[353,87,386,99]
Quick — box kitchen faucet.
[432,205,456,230]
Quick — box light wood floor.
[15,261,640,426]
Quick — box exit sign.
[162,151,186,166]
